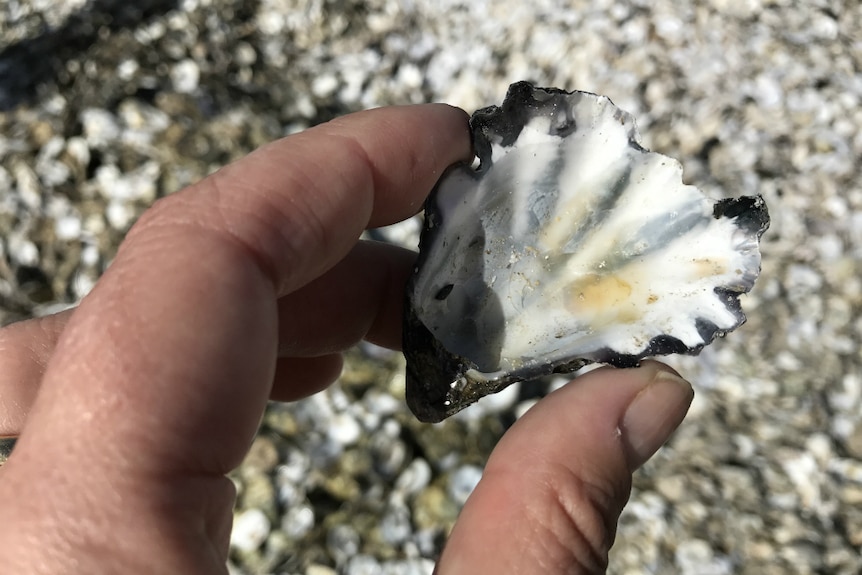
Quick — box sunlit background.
[1,1,860,573]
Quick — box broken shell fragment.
[403,81,769,423]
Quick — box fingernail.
[621,368,694,470]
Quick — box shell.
[404,82,769,422]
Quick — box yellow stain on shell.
[565,273,642,323]
[691,257,728,277]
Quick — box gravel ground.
[1,0,861,573]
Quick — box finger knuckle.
[525,463,629,574]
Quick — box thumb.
[436,361,693,574]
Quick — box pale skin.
[0,104,694,574]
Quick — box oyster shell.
[404,82,769,423]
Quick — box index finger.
[7,104,471,479]
[200,104,472,295]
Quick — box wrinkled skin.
[0,104,693,574]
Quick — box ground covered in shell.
[1,0,860,573]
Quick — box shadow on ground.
[0,0,178,111]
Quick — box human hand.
[0,104,693,574]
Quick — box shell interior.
[404,82,769,422]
